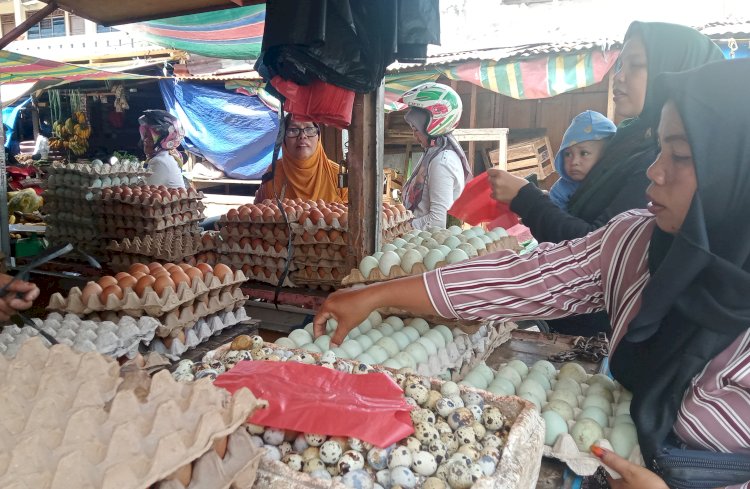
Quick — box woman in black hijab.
[490,21,725,336]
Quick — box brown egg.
[249,207,263,221]
[329,229,342,242]
[153,275,175,297]
[262,207,276,222]
[81,282,103,304]
[170,270,191,288]
[185,267,203,285]
[114,272,132,281]
[195,264,213,276]
[251,265,263,276]
[100,284,124,303]
[326,212,341,226]
[241,264,251,275]
[297,211,311,225]
[147,262,165,273]
[134,275,156,296]
[274,242,284,253]
[316,199,326,207]
[309,208,325,224]
[314,229,327,242]
[178,263,192,272]
[213,263,232,282]
[226,208,239,222]
[128,263,150,275]
[239,237,252,248]
[131,271,147,280]
[97,276,118,289]
[118,275,138,291]
[152,270,171,279]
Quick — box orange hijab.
[256,140,348,203]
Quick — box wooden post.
[468,84,477,172]
[0,1,57,49]
[606,71,615,121]
[348,84,384,266]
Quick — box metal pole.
[0,1,58,49]
[0,83,10,267]
[373,81,384,253]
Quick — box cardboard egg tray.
[0,313,159,359]
[107,234,205,261]
[219,212,290,226]
[220,253,291,271]
[239,266,296,287]
[189,252,221,268]
[46,160,148,176]
[0,337,263,489]
[154,428,262,489]
[202,344,543,489]
[293,243,349,261]
[150,307,250,360]
[342,236,522,286]
[98,187,204,205]
[200,232,220,251]
[47,270,247,317]
[217,238,290,258]
[290,266,348,285]
[219,223,290,242]
[382,222,414,243]
[97,201,206,218]
[96,212,204,232]
[293,229,349,246]
[102,224,202,241]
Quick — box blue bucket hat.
[549,110,617,209]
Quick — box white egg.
[381,243,398,252]
[331,347,349,359]
[368,310,382,325]
[418,231,432,239]
[457,243,478,258]
[436,245,452,257]
[289,329,313,347]
[356,335,373,350]
[372,251,384,260]
[365,329,384,343]
[480,234,493,244]
[341,339,364,358]
[376,337,400,357]
[409,236,424,246]
[314,335,331,351]
[461,228,478,239]
[400,249,423,274]
[378,251,401,276]
[473,364,495,384]
[401,326,421,343]
[275,337,297,349]
[468,237,487,251]
[304,323,315,335]
[433,325,454,344]
[395,248,407,258]
[423,330,446,349]
[443,236,461,249]
[490,227,509,237]
[404,342,428,364]
[422,237,439,249]
[446,249,470,264]
[408,318,430,335]
[610,423,638,458]
[382,358,402,369]
[448,225,462,235]
[356,352,376,365]
[391,237,408,248]
[366,345,390,364]
[423,249,444,271]
[357,319,372,334]
[301,342,322,353]
[347,327,361,339]
[394,352,417,370]
[359,256,379,278]
[377,323,395,337]
[416,337,438,356]
[415,245,430,258]
[542,410,569,446]
[391,331,411,350]
[487,378,516,396]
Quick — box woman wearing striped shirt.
[315,59,750,489]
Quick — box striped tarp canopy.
[384,49,619,111]
[0,49,152,85]
[127,5,265,60]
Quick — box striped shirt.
[424,210,750,487]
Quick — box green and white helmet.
[399,82,463,137]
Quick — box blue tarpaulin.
[3,97,31,149]
[159,79,278,179]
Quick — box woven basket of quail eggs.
[178,341,544,489]
[459,358,641,476]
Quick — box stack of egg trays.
[0,337,264,489]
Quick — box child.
[548,110,617,210]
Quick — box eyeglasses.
[285,126,319,138]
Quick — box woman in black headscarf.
[314,59,750,488]
[489,21,725,336]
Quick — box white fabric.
[411,149,466,229]
[147,151,186,188]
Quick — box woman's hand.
[0,274,40,321]
[591,446,669,489]
[314,287,378,346]
[487,168,529,203]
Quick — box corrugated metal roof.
[699,20,750,37]
[387,39,620,73]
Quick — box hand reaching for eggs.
[0,273,40,321]
[314,275,442,346]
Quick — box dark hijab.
[611,59,750,463]
[566,21,724,220]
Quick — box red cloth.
[448,171,520,228]
[271,76,355,129]
[214,360,414,447]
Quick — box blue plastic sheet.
[3,97,31,149]
[159,80,278,179]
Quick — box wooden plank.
[468,84,477,172]
[348,86,384,265]
[486,330,603,374]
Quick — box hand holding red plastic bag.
[448,170,520,228]
[214,360,414,448]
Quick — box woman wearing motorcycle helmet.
[139,109,187,189]
[400,83,472,229]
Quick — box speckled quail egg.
[388,445,414,468]
[263,427,286,446]
[468,404,483,422]
[405,382,430,405]
[441,433,460,455]
[283,453,304,471]
[427,440,448,464]
[304,457,326,473]
[292,434,309,452]
[305,433,327,447]
[480,446,501,461]
[482,434,504,450]
[471,422,486,440]
[481,406,506,431]
[302,446,321,461]
[454,426,477,445]
[460,391,485,408]
[447,408,475,430]
[457,444,481,462]
[415,422,441,444]
[375,469,391,488]
[263,445,282,461]
[367,446,392,470]
[441,381,461,397]
[319,440,344,465]
[423,477,447,489]
[342,469,375,489]
[403,436,422,452]
[338,450,366,474]
[447,461,475,489]
[412,407,437,425]
[570,418,604,452]
[411,451,438,476]
[436,397,458,417]
[391,466,417,488]
[435,420,452,436]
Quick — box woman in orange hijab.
[255,115,348,203]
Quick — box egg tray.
[96,187,204,205]
[46,160,148,176]
[109,253,203,272]
[240,267,297,288]
[96,212,205,231]
[199,346,543,489]
[220,254,292,271]
[107,234,205,261]
[101,224,203,241]
[189,252,221,268]
[219,224,290,243]
[0,313,159,359]
[293,243,349,261]
[45,212,97,226]
[219,213,291,226]
[96,201,206,219]
[0,337,264,489]
[47,270,247,317]
[45,174,149,190]
[341,237,522,287]
[149,307,251,361]
[291,258,348,270]
[289,269,347,289]
[199,232,220,251]
[293,230,349,246]
[382,223,413,243]
[217,239,290,258]
[154,428,262,489]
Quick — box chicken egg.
[81,282,103,304]
[185,267,203,285]
[153,276,176,297]
[309,209,325,224]
[147,262,165,273]
[314,229,327,242]
[97,276,118,289]
[227,208,239,221]
[128,263,150,275]
[134,275,156,296]
[117,275,138,290]
[170,270,191,288]
[213,263,232,282]
[100,284,124,303]
[196,263,213,275]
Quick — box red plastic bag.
[448,171,520,228]
[270,76,355,129]
[214,361,414,448]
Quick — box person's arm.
[412,152,461,229]
[510,169,650,243]
[0,274,40,321]
[315,221,610,344]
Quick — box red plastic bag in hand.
[448,171,520,228]
[214,361,414,448]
